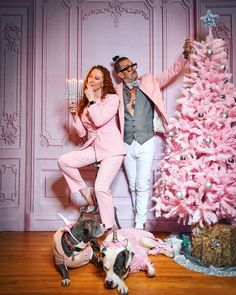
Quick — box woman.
[58,65,125,230]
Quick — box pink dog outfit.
[106,228,173,273]
[53,227,93,268]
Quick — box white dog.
[99,228,173,295]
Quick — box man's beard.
[123,71,138,84]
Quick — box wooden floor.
[0,232,235,295]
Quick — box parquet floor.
[0,232,235,295]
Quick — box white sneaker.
[135,223,146,230]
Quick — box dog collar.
[58,213,90,250]
[64,232,78,250]
[64,232,88,251]
[63,225,89,249]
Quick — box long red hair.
[78,65,116,116]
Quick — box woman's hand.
[84,83,95,102]
[68,101,79,122]
[68,100,78,114]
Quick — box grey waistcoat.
[124,87,154,145]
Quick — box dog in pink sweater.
[99,228,173,295]
[53,213,105,287]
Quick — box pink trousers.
[57,146,124,229]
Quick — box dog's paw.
[146,262,156,278]
[159,249,174,257]
[118,282,129,295]
[61,278,70,287]
[147,267,156,277]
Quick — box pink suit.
[58,94,126,229]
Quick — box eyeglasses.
[119,63,137,73]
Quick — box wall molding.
[82,0,150,28]
[0,162,19,207]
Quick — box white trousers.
[124,137,156,229]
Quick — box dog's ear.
[98,252,105,262]
[113,249,134,278]
[99,252,106,258]
[100,243,107,252]
[99,243,107,262]
[123,249,134,270]
[122,239,128,248]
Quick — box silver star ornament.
[200,10,219,28]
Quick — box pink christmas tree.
[152,10,236,227]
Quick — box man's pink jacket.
[116,54,187,136]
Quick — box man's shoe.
[81,204,98,214]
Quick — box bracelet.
[89,100,96,105]
[183,50,189,59]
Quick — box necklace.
[131,99,136,109]
[124,88,137,115]
[124,88,136,107]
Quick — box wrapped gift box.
[191,223,236,267]
[191,225,207,260]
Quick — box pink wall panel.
[35,0,71,149]
[162,0,194,118]
[0,3,33,230]
[79,1,155,80]
[1,15,22,148]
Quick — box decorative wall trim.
[0,21,21,146]
[3,22,21,53]
[82,0,150,27]
[0,112,19,145]
[0,163,18,205]
[213,20,231,56]
[40,0,70,147]
[78,0,155,75]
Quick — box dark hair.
[112,55,129,73]
[78,65,116,116]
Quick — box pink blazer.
[73,93,126,162]
[116,54,187,136]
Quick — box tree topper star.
[200,9,219,28]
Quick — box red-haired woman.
[58,66,125,230]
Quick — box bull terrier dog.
[99,228,173,295]
[53,213,105,287]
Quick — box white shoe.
[135,223,147,230]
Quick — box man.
[113,39,192,230]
